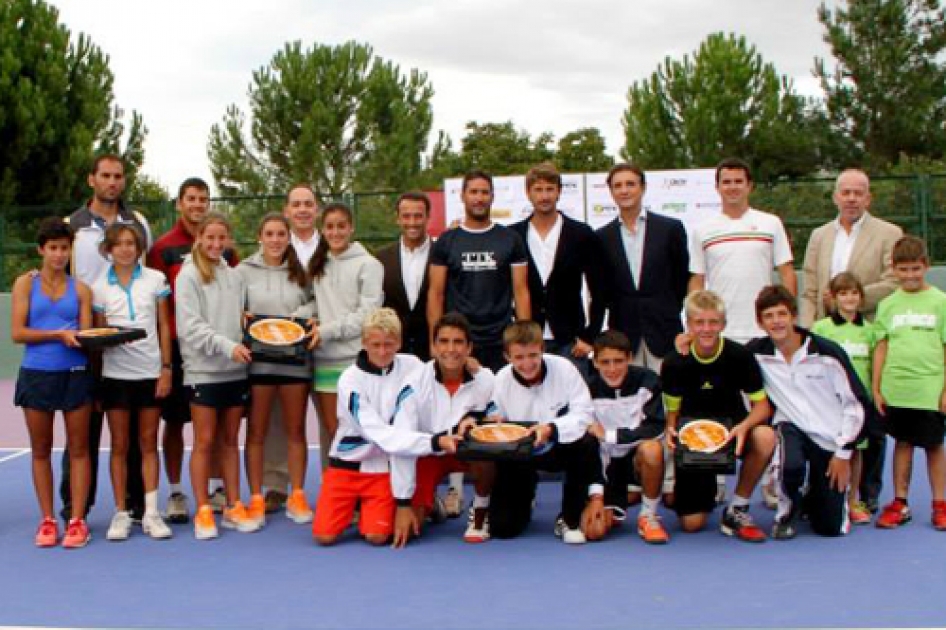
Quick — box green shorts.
[313,363,348,394]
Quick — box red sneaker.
[932,501,946,531]
[62,518,91,549]
[876,499,911,529]
[720,506,766,543]
[35,517,59,547]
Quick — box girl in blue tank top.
[11,217,94,549]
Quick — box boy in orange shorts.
[312,308,459,545]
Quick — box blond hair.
[362,307,402,339]
[685,290,727,322]
[502,320,544,350]
[191,212,232,284]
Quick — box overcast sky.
[52,0,833,195]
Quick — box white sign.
[444,174,586,227]
[584,168,720,230]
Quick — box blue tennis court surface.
[1,445,945,629]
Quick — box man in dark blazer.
[591,163,690,371]
[376,192,432,361]
[510,163,605,375]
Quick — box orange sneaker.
[223,501,261,533]
[286,489,314,524]
[35,517,59,548]
[637,512,669,545]
[247,494,267,529]
[932,501,946,531]
[194,505,218,540]
[850,501,871,525]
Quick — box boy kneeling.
[312,308,458,546]
[586,330,669,544]
[390,313,496,546]
[487,321,606,544]
[750,286,868,538]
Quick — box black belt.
[329,457,361,471]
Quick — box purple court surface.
[1,379,945,629]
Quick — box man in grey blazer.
[800,169,902,326]
[799,168,902,513]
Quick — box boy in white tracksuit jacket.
[311,308,457,546]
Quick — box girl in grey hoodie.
[301,202,383,470]
[237,213,315,527]
[175,212,254,540]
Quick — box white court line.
[0,449,30,464]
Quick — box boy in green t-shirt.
[872,236,946,530]
[811,272,878,525]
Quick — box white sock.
[449,472,464,494]
[145,490,159,516]
[729,494,750,511]
[641,496,659,516]
[472,494,490,509]
[170,483,182,495]
[209,479,223,493]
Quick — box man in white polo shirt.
[688,157,796,344]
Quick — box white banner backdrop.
[445,169,720,231]
[444,174,585,227]
[584,168,720,230]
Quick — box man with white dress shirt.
[799,168,902,513]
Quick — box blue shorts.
[15,367,93,412]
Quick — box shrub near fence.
[0,176,943,291]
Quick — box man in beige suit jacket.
[800,169,903,326]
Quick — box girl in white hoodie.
[175,212,255,539]
[238,213,315,527]
[303,203,383,469]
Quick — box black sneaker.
[720,506,767,542]
[771,518,797,540]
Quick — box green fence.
[1,176,945,291]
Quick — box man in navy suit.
[510,163,605,376]
[591,163,690,372]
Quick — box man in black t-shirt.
[428,170,531,371]
[662,290,776,542]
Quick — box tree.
[556,128,614,172]
[815,0,946,167]
[455,121,555,176]
[0,0,146,205]
[207,41,434,196]
[621,32,821,181]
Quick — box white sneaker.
[428,495,448,524]
[165,492,189,524]
[142,512,173,539]
[106,511,133,541]
[463,507,490,543]
[762,482,779,510]
[553,515,586,544]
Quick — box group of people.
[11,153,946,551]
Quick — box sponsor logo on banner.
[661,202,687,214]
[662,178,687,190]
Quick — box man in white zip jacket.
[390,313,496,547]
[749,285,868,539]
[311,308,459,546]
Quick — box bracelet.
[161,363,172,370]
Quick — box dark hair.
[178,177,210,200]
[91,153,124,175]
[715,157,753,184]
[891,235,928,265]
[606,162,646,188]
[525,162,562,190]
[395,191,431,216]
[307,202,354,280]
[755,285,797,319]
[432,312,471,344]
[258,213,308,288]
[827,271,865,300]
[37,217,74,247]
[461,170,493,193]
[100,222,145,259]
[593,329,633,356]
